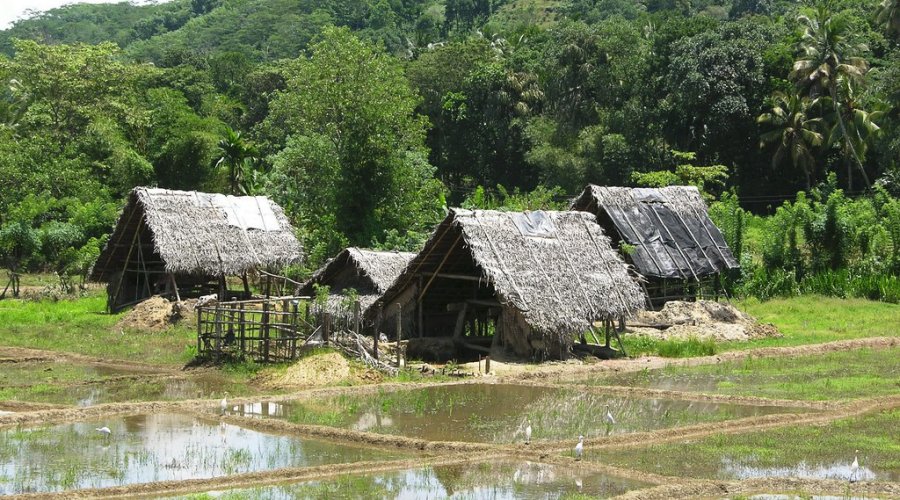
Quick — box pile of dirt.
[628,300,781,342]
[263,351,381,388]
[116,296,177,332]
[115,296,199,332]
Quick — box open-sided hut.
[298,247,415,330]
[90,187,303,311]
[372,209,645,361]
[571,185,739,308]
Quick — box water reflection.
[184,460,650,499]
[0,413,402,494]
[237,384,802,443]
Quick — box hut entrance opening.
[409,225,502,362]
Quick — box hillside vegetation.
[0,0,897,300]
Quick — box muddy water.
[0,413,403,494]
[0,361,236,406]
[178,460,651,499]
[228,384,801,443]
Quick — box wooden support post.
[373,305,382,360]
[239,306,246,354]
[325,311,331,345]
[395,303,402,368]
[291,300,299,360]
[196,303,202,355]
[353,300,361,334]
[242,273,251,299]
[485,355,491,374]
[417,275,424,339]
[169,273,181,302]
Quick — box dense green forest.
[0,0,897,300]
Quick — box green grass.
[602,409,900,481]
[622,336,718,358]
[591,347,900,401]
[722,295,900,352]
[0,292,195,366]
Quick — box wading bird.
[221,392,229,415]
[95,426,111,439]
[574,435,584,460]
[605,404,616,425]
[525,421,532,444]
[850,450,859,482]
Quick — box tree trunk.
[831,85,870,190]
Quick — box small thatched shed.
[373,209,645,361]
[298,247,415,328]
[571,185,739,307]
[90,187,303,311]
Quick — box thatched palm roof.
[90,188,302,281]
[299,247,416,312]
[380,209,645,335]
[571,185,739,280]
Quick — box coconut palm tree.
[827,81,883,185]
[215,128,257,195]
[877,0,900,38]
[790,1,871,189]
[758,91,824,190]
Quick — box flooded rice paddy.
[0,361,243,406]
[178,459,651,499]
[227,384,804,443]
[0,413,404,494]
[599,409,900,483]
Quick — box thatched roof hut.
[571,185,739,305]
[90,187,302,310]
[375,209,645,360]
[299,247,415,315]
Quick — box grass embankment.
[601,409,900,481]
[623,295,899,358]
[728,295,900,349]
[0,292,194,366]
[592,347,900,401]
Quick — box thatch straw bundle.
[380,209,644,344]
[300,247,416,314]
[90,188,303,281]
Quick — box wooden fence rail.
[197,296,367,363]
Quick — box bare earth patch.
[629,300,782,341]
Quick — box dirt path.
[610,477,900,499]
[500,336,898,383]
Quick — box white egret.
[605,404,616,426]
[95,426,111,439]
[525,421,532,445]
[574,435,584,460]
[220,392,229,415]
[850,450,859,482]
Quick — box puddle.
[178,460,651,499]
[0,413,404,494]
[228,384,803,444]
[721,458,880,482]
[0,362,242,406]
[580,347,900,401]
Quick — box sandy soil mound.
[116,296,176,332]
[115,296,198,332]
[629,300,781,342]
[263,351,381,388]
